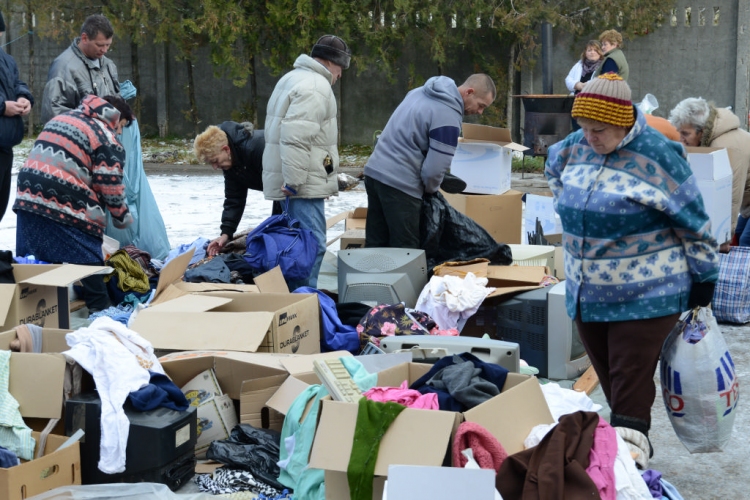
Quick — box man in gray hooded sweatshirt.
[364,74,496,248]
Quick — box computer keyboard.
[313,358,363,403]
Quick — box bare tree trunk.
[507,43,516,136]
[130,40,142,119]
[249,55,258,126]
[25,6,35,135]
[185,58,199,136]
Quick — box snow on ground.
[0,172,367,255]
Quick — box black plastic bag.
[420,191,513,271]
[206,423,286,491]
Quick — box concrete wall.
[524,0,747,128]
[4,0,747,143]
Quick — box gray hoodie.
[364,76,464,199]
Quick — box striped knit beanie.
[571,73,635,127]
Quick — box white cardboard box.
[449,123,528,195]
[687,147,733,244]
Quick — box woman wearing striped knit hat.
[545,73,719,469]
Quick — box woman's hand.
[207,234,229,256]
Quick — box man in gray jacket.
[41,14,119,123]
[263,35,351,289]
[364,74,496,249]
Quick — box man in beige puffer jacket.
[262,35,351,289]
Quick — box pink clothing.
[452,421,508,473]
[587,416,618,500]
[363,381,439,410]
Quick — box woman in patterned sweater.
[545,73,718,469]
[13,94,134,312]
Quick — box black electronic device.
[65,392,198,490]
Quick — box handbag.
[660,307,739,453]
[244,198,318,282]
[712,246,750,324]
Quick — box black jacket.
[219,121,265,239]
[0,49,33,149]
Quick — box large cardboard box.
[442,189,523,244]
[130,254,321,355]
[686,147,733,244]
[340,229,366,249]
[308,362,553,499]
[345,207,368,230]
[0,264,110,331]
[449,123,528,195]
[0,433,81,500]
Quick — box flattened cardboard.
[0,264,110,330]
[686,146,733,244]
[253,266,290,293]
[0,433,80,500]
[442,190,523,244]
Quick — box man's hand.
[281,186,296,197]
[3,101,24,117]
[16,98,32,116]
[207,234,229,256]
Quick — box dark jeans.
[575,311,680,434]
[364,176,422,249]
[735,215,750,247]
[0,147,13,224]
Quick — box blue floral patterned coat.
[545,107,719,322]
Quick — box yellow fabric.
[104,249,151,293]
[571,73,635,128]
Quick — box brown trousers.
[575,312,680,428]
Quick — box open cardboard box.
[130,257,321,355]
[686,146,733,244]
[460,265,547,338]
[0,432,81,500]
[308,362,553,499]
[0,264,110,331]
[442,189,523,244]
[449,123,528,195]
[345,207,368,231]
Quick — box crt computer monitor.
[337,248,428,309]
[495,281,590,380]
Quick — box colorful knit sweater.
[545,107,719,322]
[13,95,132,238]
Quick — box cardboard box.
[686,147,733,244]
[460,265,546,338]
[194,393,237,458]
[130,254,321,355]
[0,433,81,500]
[0,328,72,420]
[340,229,366,249]
[0,264,110,331]
[345,207,368,230]
[308,363,553,499]
[442,190,523,244]
[385,465,496,500]
[449,123,528,195]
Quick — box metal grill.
[515,95,575,156]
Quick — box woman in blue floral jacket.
[545,73,719,469]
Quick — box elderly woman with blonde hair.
[546,73,718,469]
[669,97,750,247]
[592,29,629,80]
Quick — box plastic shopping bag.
[660,307,739,453]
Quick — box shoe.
[615,426,650,470]
[441,173,467,194]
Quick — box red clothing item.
[645,114,680,141]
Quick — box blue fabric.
[409,352,508,412]
[119,80,137,100]
[165,237,210,267]
[246,198,321,287]
[0,445,19,468]
[660,478,684,500]
[545,106,719,322]
[106,119,171,260]
[294,287,360,353]
[106,273,153,306]
[13,256,50,264]
[128,371,189,412]
[711,246,750,323]
[640,469,662,498]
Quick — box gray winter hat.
[310,35,351,70]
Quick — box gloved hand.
[688,281,716,309]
